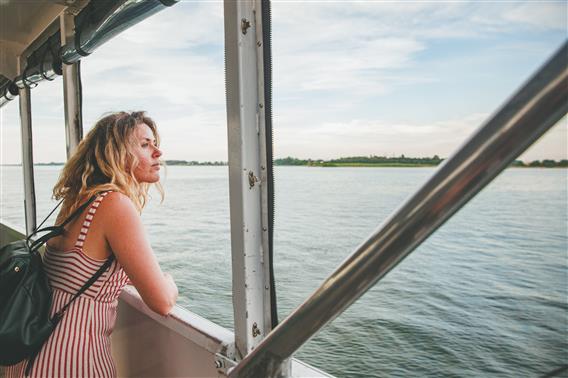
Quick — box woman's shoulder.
[95,191,145,242]
[97,191,137,214]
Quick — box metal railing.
[228,41,568,377]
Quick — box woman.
[6,111,178,378]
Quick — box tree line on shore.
[273,155,568,167]
[164,160,226,166]
[510,159,568,168]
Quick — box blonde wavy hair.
[53,111,164,220]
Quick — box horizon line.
[1,155,567,166]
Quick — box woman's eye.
[141,143,149,147]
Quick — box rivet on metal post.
[252,322,261,338]
[248,170,259,189]
[241,18,251,34]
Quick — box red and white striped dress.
[6,192,130,378]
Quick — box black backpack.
[0,195,114,374]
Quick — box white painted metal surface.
[113,287,332,377]
[224,0,274,358]
[111,286,235,377]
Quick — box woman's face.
[131,123,162,183]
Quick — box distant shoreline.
[272,156,568,168]
[1,156,566,168]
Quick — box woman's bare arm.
[99,192,178,315]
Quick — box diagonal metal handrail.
[229,41,568,378]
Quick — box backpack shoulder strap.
[27,194,99,252]
[74,191,110,249]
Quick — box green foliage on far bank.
[329,154,443,165]
[524,159,568,168]
[165,160,227,166]
[274,156,568,168]
[275,155,443,167]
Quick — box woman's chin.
[136,174,160,184]
[148,176,161,184]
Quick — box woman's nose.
[153,147,162,157]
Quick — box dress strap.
[74,191,110,248]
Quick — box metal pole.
[224,0,275,359]
[60,12,83,157]
[228,41,568,378]
[18,85,36,235]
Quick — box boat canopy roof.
[0,0,177,107]
[0,0,89,80]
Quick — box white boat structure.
[0,1,566,377]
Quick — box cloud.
[274,112,567,163]
[76,1,227,152]
[274,37,425,95]
[272,3,428,96]
[159,110,228,161]
[504,2,567,30]
[80,3,225,113]
[274,113,489,160]
[272,0,566,103]
[119,2,224,49]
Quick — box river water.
[1,166,566,377]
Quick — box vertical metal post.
[224,0,274,359]
[18,82,36,235]
[60,12,83,157]
[253,0,276,341]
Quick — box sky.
[0,0,567,164]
